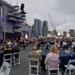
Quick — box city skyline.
[5,0,75,34]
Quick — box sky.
[5,0,75,34]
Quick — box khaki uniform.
[28,51,42,65]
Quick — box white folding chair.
[64,59,75,75]
[39,45,44,50]
[19,44,24,49]
[28,58,41,75]
[47,60,60,75]
[30,44,33,50]
[4,51,12,67]
[0,62,11,75]
[25,45,29,50]
[13,52,20,66]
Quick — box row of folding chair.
[25,44,37,50]
[47,59,75,75]
[39,44,51,50]
[28,58,75,75]
[28,58,60,75]
[19,44,37,50]
[19,43,51,50]
[3,50,20,67]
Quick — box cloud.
[57,0,75,15]
[56,22,75,34]
[5,0,75,34]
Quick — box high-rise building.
[69,29,74,37]
[63,31,67,37]
[42,20,48,37]
[32,24,35,37]
[32,19,42,37]
[53,29,58,36]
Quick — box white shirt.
[63,42,67,46]
[72,42,75,48]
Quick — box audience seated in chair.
[12,43,20,66]
[28,46,42,65]
[5,44,11,50]
[44,45,59,70]
[12,43,20,52]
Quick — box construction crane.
[48,13,55,30]
[65,20,70,37]
[65,20,69,32]
[48,13,57,36]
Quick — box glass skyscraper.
[33,19,42,37]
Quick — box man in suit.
[28,46,42,65]
[12,43,20,59]
[12,43,20,52]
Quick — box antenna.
[48,13,58,36]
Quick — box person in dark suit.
[12,43,20,62]
[12,43,20,52]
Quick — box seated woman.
[44,45,59,70]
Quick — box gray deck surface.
[10,49,46,75]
